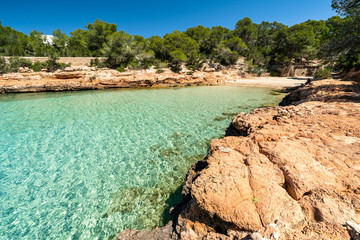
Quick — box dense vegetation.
[0,0,358,73]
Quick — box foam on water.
[0,86,282,239]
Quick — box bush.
[186,51,205,71]
[128,61,141,70]
[90,58,107,68]
[169,50,187,73]
[270,71,281,77]
[58,62,71,70]
[156,69,164,74]
[89,75,96,81]
[45,54,60,72]
[212,45,239,66]
[116,66,126,72]
[30,61,46,72]
[248,65,266,76]
[0,57,8,74]
[9,57,32,72]
[314,68,332,79]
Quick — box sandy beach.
[225,76,308,88]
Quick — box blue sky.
[1,0,336,38]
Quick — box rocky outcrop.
[117,78,360,239]
[271,60,320,77]
[0,68,235,93]
[0,67,311,94]
[345,69,360,82]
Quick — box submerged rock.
[117,78,360,239]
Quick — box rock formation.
[118,78,360,239]
[0,68,233,93]
[0,66,311,94]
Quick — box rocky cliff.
[118,78,360,239]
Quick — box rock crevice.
[118,79,360,240]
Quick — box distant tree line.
[0,0,358,73]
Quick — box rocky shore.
[117,77,360,239]
[0,68,217,94]
[0,67,308,94]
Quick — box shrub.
[270,71,281,77]
[169,50,187,73]
[89,75,96,82]
[0,57,8,74]
[58,62,71,70]
[186,51,205,71]
[314,68,332,79]
[212,45,239,66]
[9,57,32,72]
[90,58,107,68]
[45,54,60,72]
[128,61,141,70]
[156,69,164,74]
[30,61,46,72]
[116,66,126,72]
[154,61,167,69]
[90,58,99,67]
[248,65,266,76]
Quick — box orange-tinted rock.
[170,79,360,240]
[54,71,84,79]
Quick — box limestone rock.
[54,71,84,79]
[168,79,360,240]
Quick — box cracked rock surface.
[117,79,360,240]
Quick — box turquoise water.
[0,86,281,239]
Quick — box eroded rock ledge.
[0,68,242,94]
[0,68,309,94]
[117,79,360,240]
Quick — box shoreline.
[223,76,309,89]
[0,69,308,94]
[117,77,360,239]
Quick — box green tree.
[234,17,258,47]
[202,26,230,55]
[185,25,212,53]
[224,36,247,54]
[163,31,199,58]
[68,29,91,57]
[332,0,359,15]
[85,19,117,56]
[169,50,187,72]
[52,29,69,56]
[129,40,155,69]
[0,21,28,56]
[324,0,360,70]
[27,30,51,56]
[286,23,317,61]
[186,50,206,71]
[148,36,166,60]
[101,31,134,69]
[211,44,239,66]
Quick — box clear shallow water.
[0,86,282,239]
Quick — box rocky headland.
[117,76,360,239]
